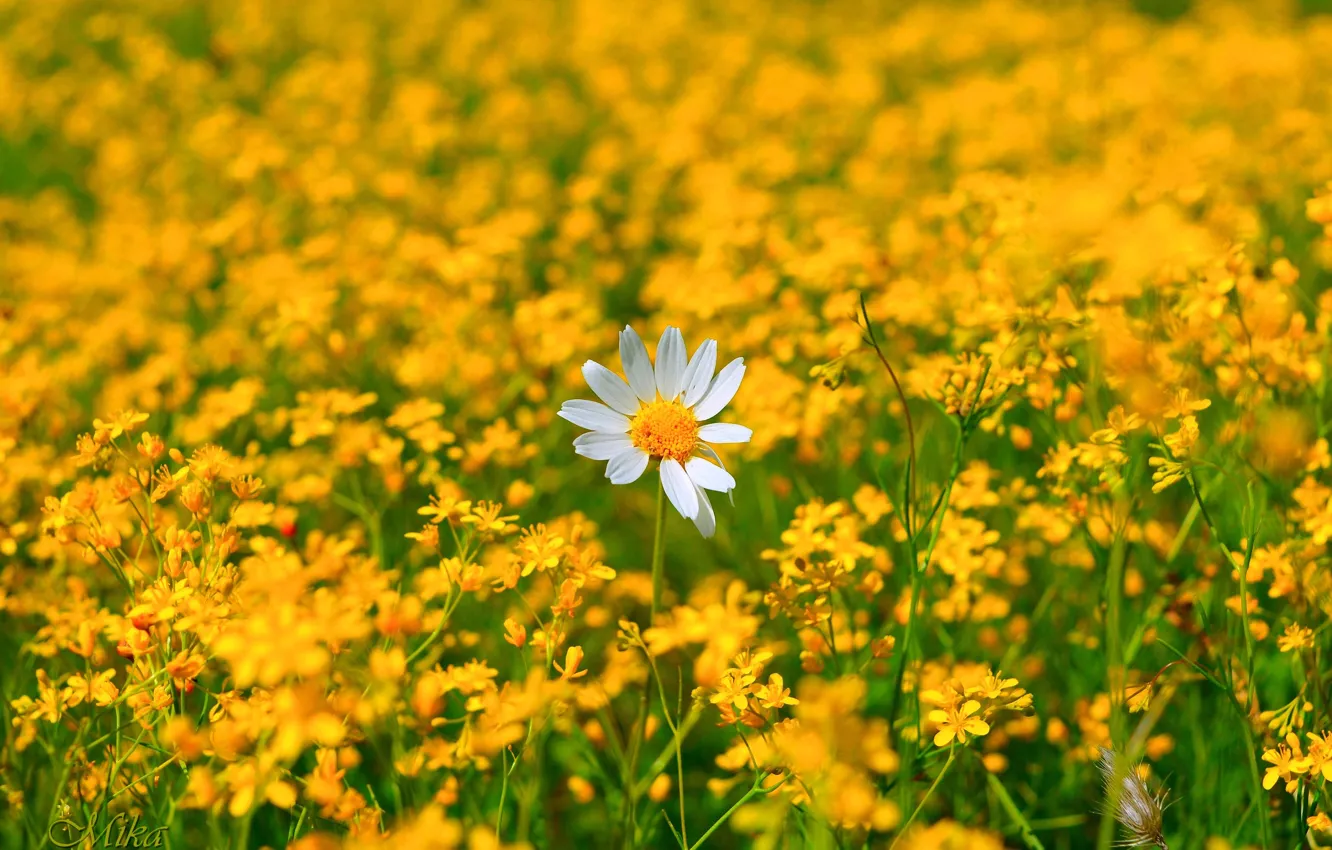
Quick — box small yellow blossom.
[929,700,991,748]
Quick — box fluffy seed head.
[1097,748,1169,849]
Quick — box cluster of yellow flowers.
[1262,731,1332,834]
[5,0,1332,847]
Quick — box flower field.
[5,0,1332,847]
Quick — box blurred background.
[5,1,1332,848]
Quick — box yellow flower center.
[630,400,699,464]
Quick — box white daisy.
[558,325,752,538]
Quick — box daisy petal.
[558,400,630,433]
[698,444,736,507]
[660,458,699,519]
[574,432,635,460]
[698,423,752,444]
[681,339,717,408]
[606,448,650,484]
[698,443,728,471]
[654,327,688,401]
[582,360,639,415]
[685,457,736,492]
[692,485,716,538]
[620,325,657,403]
[692,358,745,421]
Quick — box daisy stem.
[622,485,671,848]
[651,483,668,625]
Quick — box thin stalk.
[1181,471,1270,849]
[1231,689,1270,849]
[888,747,956,850]
[687,774,789,850]
[108,754,180,800]
[1095,538,1124,850]
[888,431,965,732]
[887,365,989,738]
[859,294,917,535]
[634,706,703,797]
[625,488,670,849]
[640,646,689,846]
[496,748,510,838]
[651,484,668,624]
[405,588,463,667]
[1236,484,1258,707]
[985,768,1047,850]
[1106,530,1128,747]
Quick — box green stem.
[1236,483,1258,706]
[859,293,917,535]
[1184,472,1269,848]
[405,589,462,667]
[687,774,787,850]
[45,721,89,837]
[642,653,688,846]
[633,706,702,797]
[1232,691,1270,848]
[889,429,965,733]
[1106,530,1127,745]
[651,484,668,624]
[496,747,510,839]
[108,755,180,800]
[1095,529,1129,850]
[624,488,670,849]
[889,747,956,850]
[986,769,1046,850]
